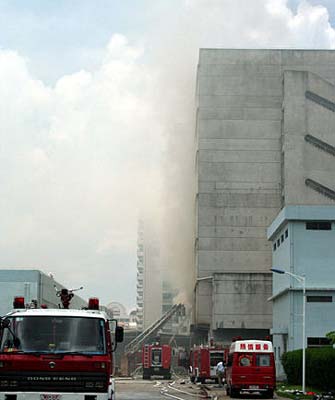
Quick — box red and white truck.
[0,295,124,400]
[142,343,171,380]
[189,345,228,384]
[188,347,199,383]
[225,339,276,398]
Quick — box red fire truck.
[189,345,227,383]
[225,339,276,398]
[189,347,198,383]
[0,295,124,400]
[142,343,171,380]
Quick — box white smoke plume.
[0,1,334,306]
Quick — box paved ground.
[203,385,285,400]
[116,379,162,399]
[116,378,209,400]
[203,386,226,399]
[115,377,285,400]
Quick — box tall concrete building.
[194,49,335,343]
[142,237,162,329]
[135,220,145,330]
[135,219,163,331]
[135,220,189,334]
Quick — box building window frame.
[307,295,332,303]
[307,337,331,347]
[306,221,332,230]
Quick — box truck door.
[251,353,275,387]
[235,353,274,388]
[232,352,254,388]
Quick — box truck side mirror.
[0,318,10,329]
[115,326,124,343]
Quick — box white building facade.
[268,206,335,377]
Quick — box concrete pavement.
[202,385,226,399]
[203,386,285,400]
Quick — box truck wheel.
[143,374,150,380]
[266,390,274,399]
[230,388,239,398]
[190,376,195,383]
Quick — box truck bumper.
[0,393,110,400]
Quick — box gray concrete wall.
[212,273,272,330]
[195,49,335,335]
[283,70,335,204]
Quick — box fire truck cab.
[225,340,276,398]
[142,344,171,380]
[0,296,124,400]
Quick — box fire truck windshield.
[0,316,106,354]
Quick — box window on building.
[307,296,332,303]
[307,337,331,348]
[306,221,332,230]
[162,304,171,313]
[277,239,280,247]
[285,229,288,238]
[162,293,173,303]
[273,243,277,251]
[281,234,284,243]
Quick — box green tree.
[326,331,335,345]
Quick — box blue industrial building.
[267,206,335,378]
[0,269,87,316]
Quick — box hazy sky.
[0,0,334,309]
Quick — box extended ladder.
[125,303,185,355]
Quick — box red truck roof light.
[88,297,99,310]
[13,296,25,309]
